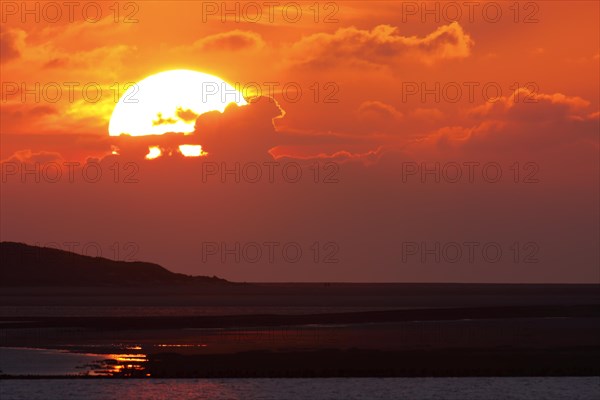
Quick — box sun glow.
[179,144,205,157]
[145,146,162,160]
[109,69,247,137]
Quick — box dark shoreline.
[2,284,599,379]
[144,347,600,378]
[2,347,599,379]
[1,304,599,330]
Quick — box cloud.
[1,91,597,285]
[409,108,444,121]
[107,97,284,161]
[355,101,403,134]
[468,88,594,125]
[287,22,473,68]
[43,58,70,69]
[421,88,599,153]
[0,27,25,64]
[107,95,381,163]
[190,97,382,162]
[152,113,178,126]
[193,30,265,52]
[0,105,60,134]
[3,149,63,164]
[2,17,135,80]
[351,102,446,137]
[357,101,403,121]
[193,96,284,161]
[176,107,200,122]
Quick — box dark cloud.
[459,89,598,151]
[0,27,23,64]
[0,105,60,136]
[1,90,597,283]
[193,96,283,160]
[43,58,69,69]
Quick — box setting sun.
[145,146,162,160]
[108,69,247,137]
[1,0,598,394]
[178,144,204,157]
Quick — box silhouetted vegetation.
[0,242,229,287]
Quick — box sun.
[109,69,247,137]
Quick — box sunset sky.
[1,1,598,282]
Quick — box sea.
[1,377,598,400]
[1,301,598,399]
[0,348,599,400]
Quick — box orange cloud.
[357,101,403,121]
[193,96,283,161]
[421,88,599,153]
[0,27,24,63]
[176,107,200,122]
[193,30,265,52]
[470,89,592,121]
[287,22,473,68]
[3,149,63,164]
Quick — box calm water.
[1,349,598,399]
[0,306,404,317]
[0,347,145,376]
[1,378,599,400]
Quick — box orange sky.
[1,1,598,282]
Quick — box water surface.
[1,377,598,400]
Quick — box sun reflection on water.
[89,353,148,377]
